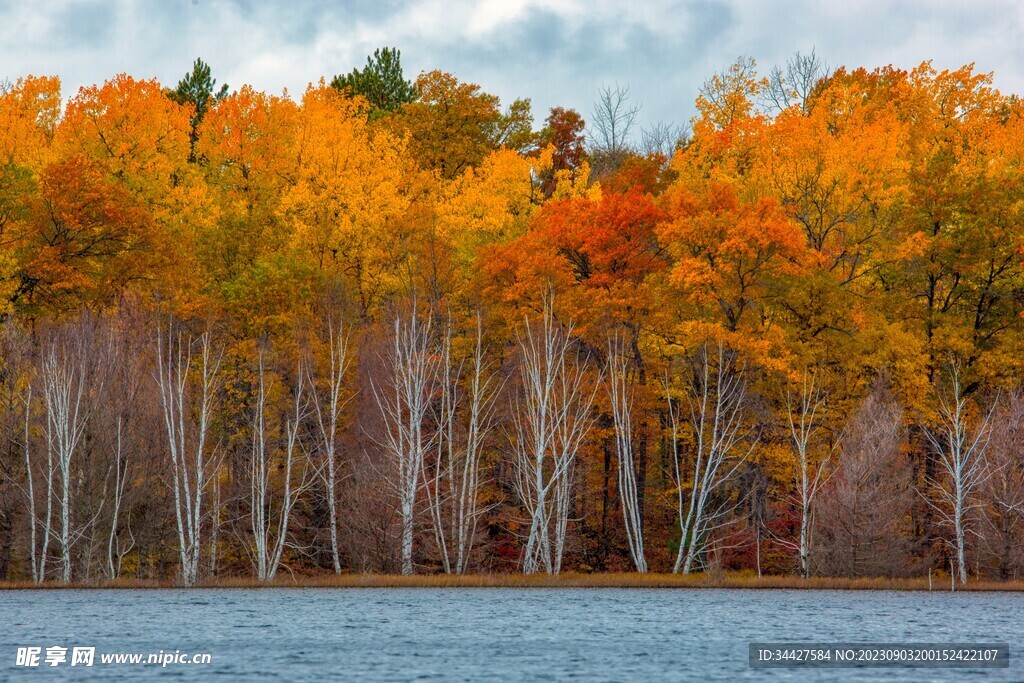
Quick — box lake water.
[0,588,1020,680]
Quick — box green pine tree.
[168,58,229,160]
[331,47,417,117]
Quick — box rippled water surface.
[1,588,1021,680]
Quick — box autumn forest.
[1,48,1023,585]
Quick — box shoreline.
[2,572,1022,591]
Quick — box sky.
[1,0,1023,135]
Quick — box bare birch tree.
[100,320,145,582]
[371,304,438,575]
[424,319,500,574]
[924,360,997,584]
[249,354,309,581]
[666,343,753,574]
[511,300,598,575]
[39,323,109,583]
[606,333,647,572]
[306,316,352,573]
[783,368,842,578]
[22,383,54,584]
[155,326,222,586]
[106,418,133,579]
[26,407,55,584]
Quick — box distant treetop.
[167,57,229,159]
[169,57,229,122]
[331,47,418,116]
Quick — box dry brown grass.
[2,572,1023,591]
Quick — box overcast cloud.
[1,0,1022,133]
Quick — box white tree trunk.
[371,304,438,575]
[155,326,221,587]
[22,384,50,584]
[39,334,101,583]
[209,475,220,577]
[666,343,752,574]
[307,317,351,574]
[607,334,647,572]
[923,360,996,586]
[250,354,308,582]
[250,354,269,581]
[510,297,598,575]
[40,415,53,583]
[424,318,499,574]
[106,418,132,580]
[784,368,841,579]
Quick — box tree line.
[0,49,1022,583]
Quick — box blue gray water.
[0,588,1020,681]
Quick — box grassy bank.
[2,572,1022,591]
